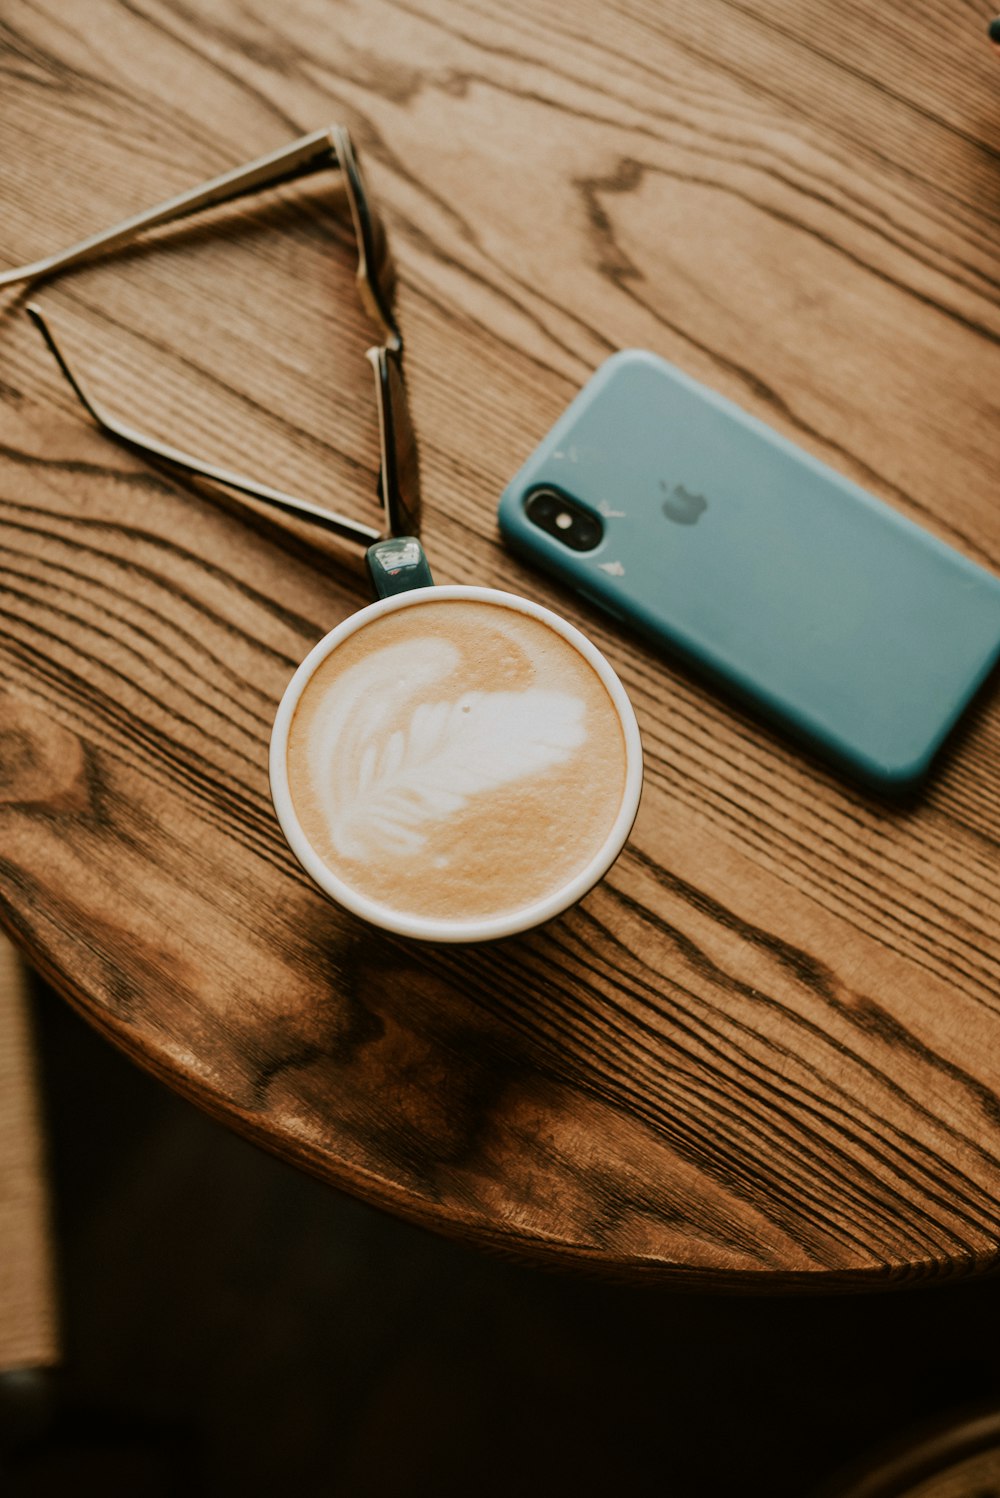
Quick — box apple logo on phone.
[660,480,707,525]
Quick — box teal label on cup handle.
[365,537,435,598]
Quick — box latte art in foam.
[283,597,631,928]
[311,635,587,861]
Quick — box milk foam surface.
[286,599,628,924]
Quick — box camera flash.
[555,511,573,530]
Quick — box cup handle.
[365,537,435,599]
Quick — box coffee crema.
[285,597,629,926]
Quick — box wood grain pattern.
[0,933,58,1370]
[1,0,998,1286]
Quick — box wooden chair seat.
[823,1410,1000,1498]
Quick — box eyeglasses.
[0,125,421,551]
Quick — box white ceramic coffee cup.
[269,585,643,942]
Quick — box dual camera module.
[524,487,603,551]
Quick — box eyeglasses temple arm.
[0,127,339,291]
[26,305,382,547]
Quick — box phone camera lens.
[525,488,603,552]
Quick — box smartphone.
[497,349,1000,789]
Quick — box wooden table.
[1,0,998,1290]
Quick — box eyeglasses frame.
[1,124,420,550]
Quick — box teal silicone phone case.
[498,350,1000,788]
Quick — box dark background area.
[6,977,1000,1497]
